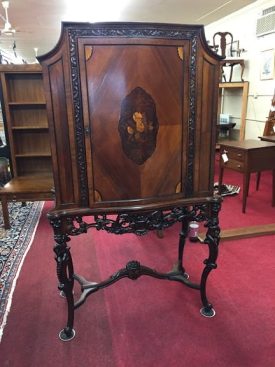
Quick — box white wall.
[205,0,275,139]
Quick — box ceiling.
[0,0,256,63]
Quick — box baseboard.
[220,223,275,241]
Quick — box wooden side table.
[0,175,54,229]
[256,136,275,189]
[219,140,275,213]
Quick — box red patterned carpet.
[0,194,275,366]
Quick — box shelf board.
[12,126,49,130]
[8,102,46,106]
[219,81,248,88]
[15,153,51,158]
[0,64,42,73]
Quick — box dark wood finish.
[38,22,222,341]
[219,59,245,82]
[263,91,275,136]
[258,136,275,185]
[256,95,275,187]
[213,31,233,58]
[217,122,236,140]
[219,139,275,213]
[212,32,245,82]
[0,64,53,228]
[39,23,222,212]
[0,175,53,228]
[259,135,275,143]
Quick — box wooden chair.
[212,32,245,82]
[213,32,233,58]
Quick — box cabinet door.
[78,39,190,206]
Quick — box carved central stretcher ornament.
[118,86,159,165]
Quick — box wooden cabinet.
[218,81,249,142]
[0,64,53,228]
[38,22,222,341]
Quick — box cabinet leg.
[218,167,224,195]
[175,216,189,277]
[51,218,75,341]
[200,199,221,317]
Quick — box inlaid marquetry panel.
[81,43,185,202]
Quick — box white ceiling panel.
[0,0,256,63]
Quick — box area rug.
[0,201,44,340]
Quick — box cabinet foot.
[59,328,76,341]
[200,307,216,318]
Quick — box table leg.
[240,64,244,82]
[229,65,234,82]
[242,172,250,213]
[1,195,10,229]
[272,169,275,207]
[256,172,261,191]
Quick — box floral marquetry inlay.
[118,87,159,165]
[85,46,93,61]
[175,182,181,193]
[177,47,184,60]
[94,190,102,202]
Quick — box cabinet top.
[0,64,42,73]
[38,21,222,63]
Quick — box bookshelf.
[218,81,249,142]
[0,64,53,228]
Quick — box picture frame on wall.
[260,49,274,80]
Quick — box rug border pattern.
[0,201,44,341]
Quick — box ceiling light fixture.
[1,0,16,36]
